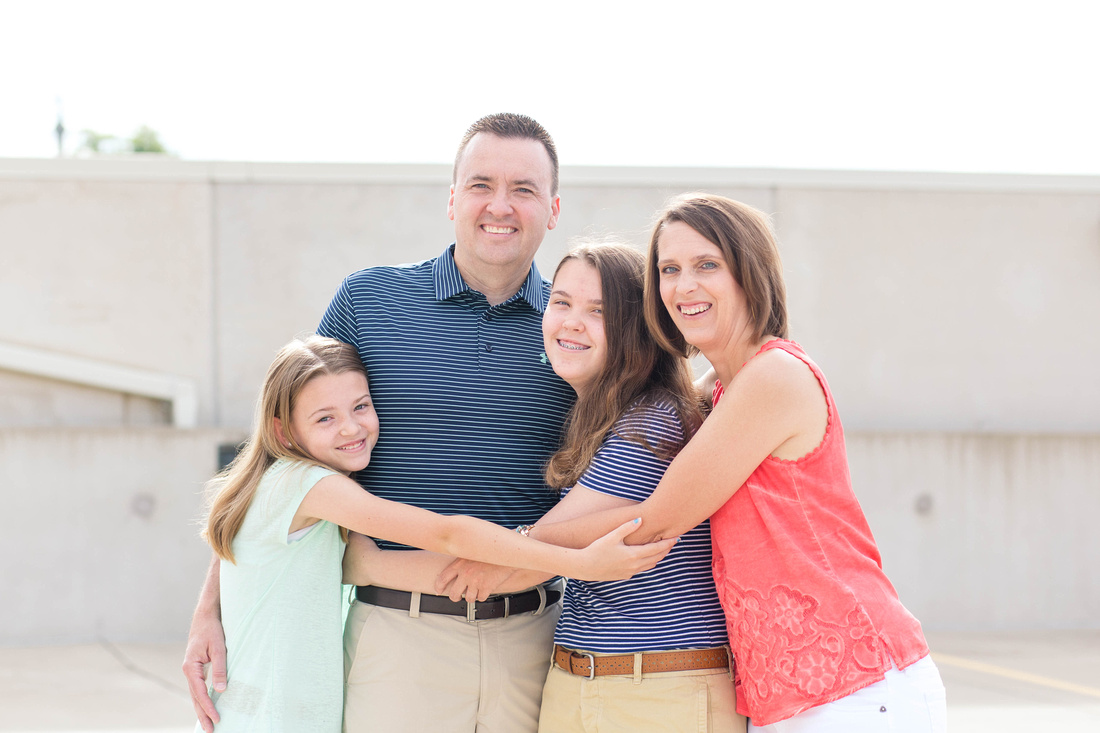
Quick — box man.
[183,113,574,732]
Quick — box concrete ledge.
[0,342,197,428]
[3,157,1100,192]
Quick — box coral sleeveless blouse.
[710,339,928,725]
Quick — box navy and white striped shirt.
[554,397,729,653]
[317,244,576,550]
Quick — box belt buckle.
[580,652,596,681]
[466,595,510,622]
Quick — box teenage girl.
[536,243,745,731]
[199,336,674,732]
[429,243,746,731]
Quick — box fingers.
[434,573,454,596]
[463,577,492,603]
[616,531,678,577]
[577,518,679,581]
[209,643,228,693]
[441,562,517,603]
[435,570,459,597]
[182,658,217,731]
[467,564,516,601]
[184,610,227,730]
[605,517,644,542]
[636,537,678,571]
[438,559,496,602]
[434,558,466,595]
[435,576,455,599]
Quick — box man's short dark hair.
[453,113,559,195]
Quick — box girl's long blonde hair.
[203,336,366,563]
[544,242,703,490]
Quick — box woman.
[533,242,743,732]
[548,195,946,732]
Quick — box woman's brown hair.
[645,193,788,358]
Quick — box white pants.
[748,656,946,733]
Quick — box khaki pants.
[538,661,746,733]
[343,597,560,733]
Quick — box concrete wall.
[2,158,1098,641]
[777,186,1100,432]
[4,159,1099,432]
[0,173,216,426]
[3,428,1095,644]
[849,432,1100,631]
[1,427,244,644]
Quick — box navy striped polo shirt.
[554,397,729,652]
[317,244,575,550]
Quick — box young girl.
[200,336,674,732]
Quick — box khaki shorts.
[343,597,559,733]
[538,654,746,733]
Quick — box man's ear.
[547,194,561,231]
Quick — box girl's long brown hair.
[203,336,365,563]
[544,242,703,490]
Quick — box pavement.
[1,630,1098,731]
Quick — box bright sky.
[2,0,1098,175]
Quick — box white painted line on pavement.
[933,652,1100,699]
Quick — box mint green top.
[207,459,344,732]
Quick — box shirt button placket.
[478,308,495,369]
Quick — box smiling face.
[277,370,380,476]
[542,258,607,397]
[448,132,561,283]
[655,220,752,357]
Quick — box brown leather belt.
[553,644,730,680]
[355,583,562,622]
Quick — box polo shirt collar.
[432,243,548,312]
